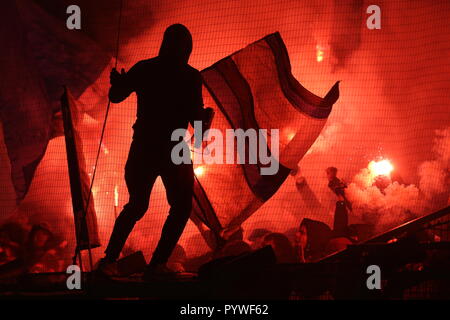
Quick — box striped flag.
[192,32,339,244]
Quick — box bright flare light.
[194,166,205,176]
[368,159,394,177]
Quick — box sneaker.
[94,257,118,278]
[143,263,178,282]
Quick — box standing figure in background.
[326,167,352,212]
[326,167,352,237]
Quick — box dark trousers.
[333,201,348,237]
[105,140,194,266]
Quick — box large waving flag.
[1,5,336,254]
[193,32,339,244]
[0,1,53,203]
[0,0,109,204]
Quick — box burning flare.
[368,159,394,177]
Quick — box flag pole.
[75,0,124,272]
[61,86,90,271]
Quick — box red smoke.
[1,0,449,266]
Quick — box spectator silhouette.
[263,233,296,263]
[298,218,333,262]
[98,24,210,278]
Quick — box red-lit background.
[0,0,449,268]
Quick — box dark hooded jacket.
[109,24,204,145]
[300,218,333,262]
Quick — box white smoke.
[418,127,450,201]
[347,169,420,231]
[347,127,450,232]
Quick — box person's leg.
[104,142,158,262]
[333,200,349,238]
[148,162,194,267]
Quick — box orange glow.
[287,131,295,140]
[316,45,324,62]
[283,127,295,141]
[368,159,394,177]
[194,166,205,176]
[92,187,98,197]
[101,143,109,155]
[114,185,119,207]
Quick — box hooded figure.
[159,24,193,64]
[299,218,333,262]
[99,24,209,279]
[108,23,204,143]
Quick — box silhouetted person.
[262,233,296,263]
[296,218,332,262]
[333,200,349,237]
[326,166,352,212]
[97,24,210,278]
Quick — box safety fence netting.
[0,0,449,272]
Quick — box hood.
[158,24,192,64]
[300,218,332,259]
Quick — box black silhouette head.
[159,24,193,64]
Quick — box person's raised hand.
[110,68,126,85]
